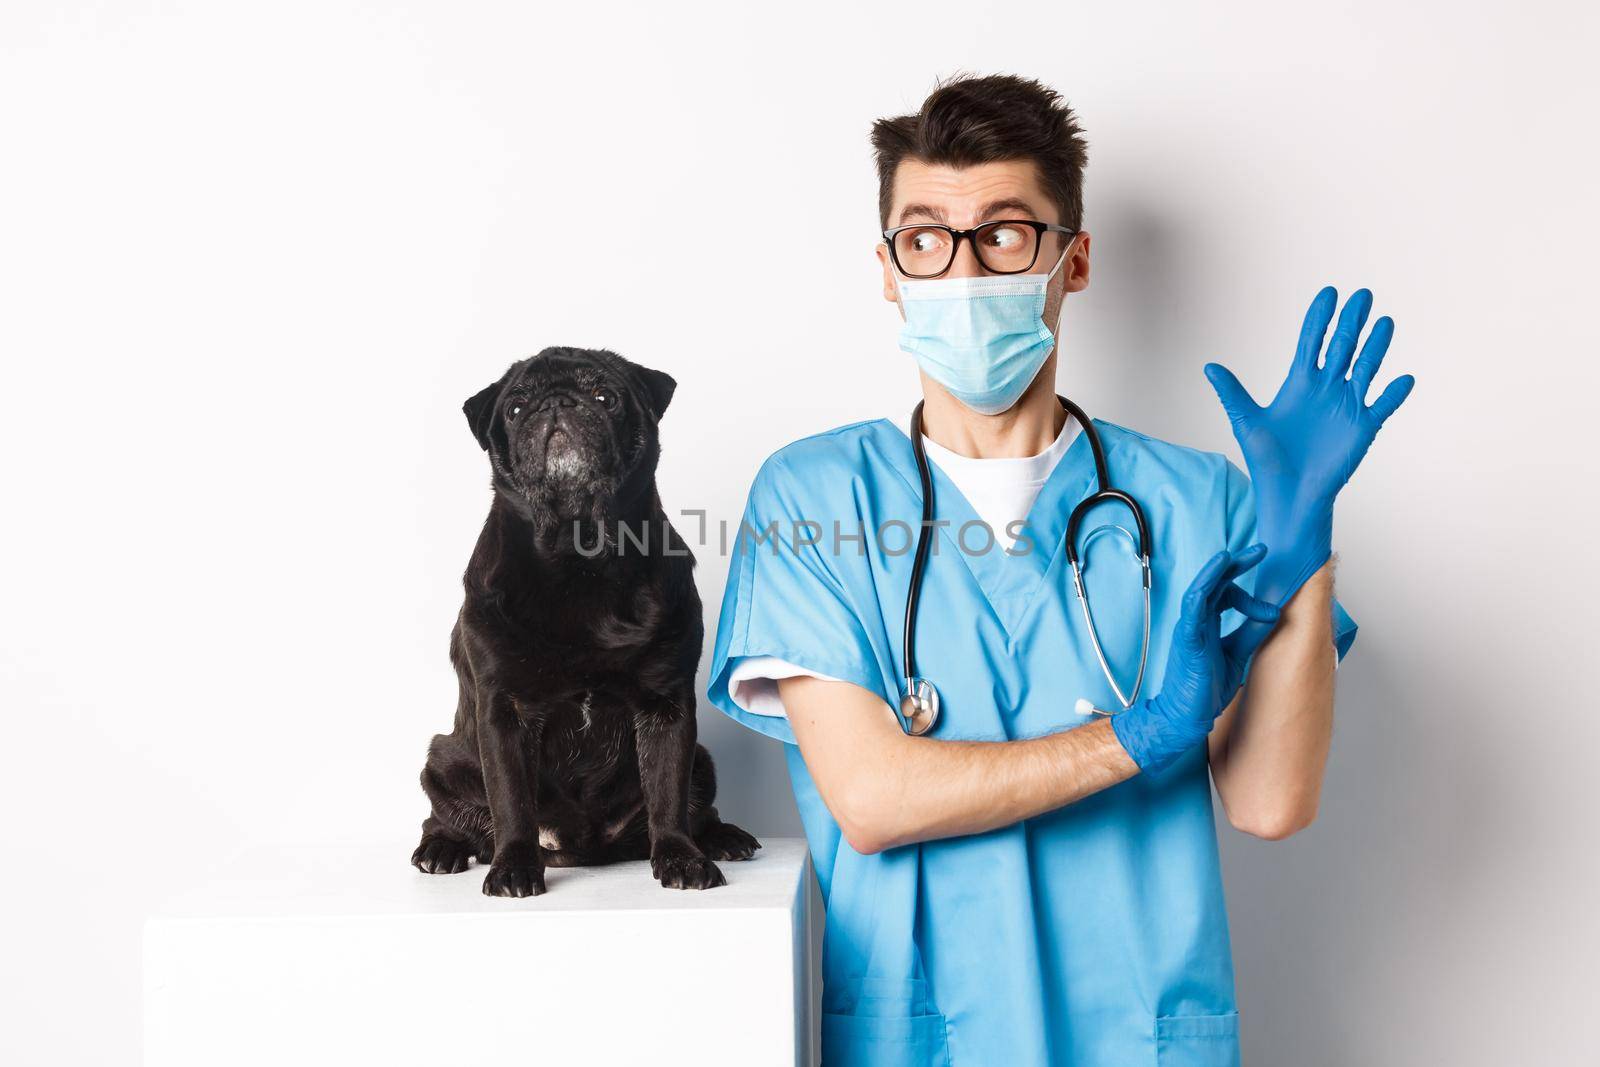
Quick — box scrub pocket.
[1156,1012,1240,1067]
[820,977,952,1067]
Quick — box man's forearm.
[780,673,1139,854]
[1207,558,1338,838]
[875,718,1138,851]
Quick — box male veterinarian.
[706,74,1414,1066]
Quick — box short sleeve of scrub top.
[707,446,898,747]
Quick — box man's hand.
[1110,545,1282,775]
[1204,286,1415,607]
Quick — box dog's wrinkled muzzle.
[520,399,611,484]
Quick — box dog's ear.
[637,366,676,421]
[463,366,516,451]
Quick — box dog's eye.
[509,402,524,418]
[592,388,617,408]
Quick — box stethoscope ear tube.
[1065,488,1151,567]
[901,401,940,736]
[1055,398,1153,708]
[1069,550,1152,710]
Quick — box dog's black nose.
[534,394,578,412]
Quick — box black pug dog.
[411,346,759,897]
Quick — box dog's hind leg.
[413,734,495,873]
[692,808,762,862]
[412,815,480,875]
[685,746,761,862]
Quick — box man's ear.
[463,366,515,451]
[637,366,676,421]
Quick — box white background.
[3,2,1597,1063]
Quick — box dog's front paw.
[482,860,547,898]
[651,836,727,890]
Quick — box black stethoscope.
[898,395,1153,736]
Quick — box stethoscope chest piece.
[899,677,940,736]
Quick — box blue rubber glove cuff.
[1110,694,1210,776]
[1253,504,1333,610]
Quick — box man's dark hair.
[870,72,1089,231]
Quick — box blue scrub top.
[707,417,1355,1067]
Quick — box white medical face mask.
[896,248,1070,416]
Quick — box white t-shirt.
[727,414,1082,719]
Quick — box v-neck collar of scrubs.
[918,414,1082,552]
[876,413,1098,640]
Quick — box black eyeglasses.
[882,219,1078,279]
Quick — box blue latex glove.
[1111,545,1283,775]
[1204,287,1415,608]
